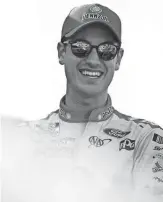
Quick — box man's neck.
[65,88,108,111]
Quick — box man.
[2,3,163,202]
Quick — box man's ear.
[57,42,66,65]
[115,48,124,71]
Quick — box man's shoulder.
[113,108,163,131]
[112,109,163,153]
[27,110,60,134]
[1,110,60,136]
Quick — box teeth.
[81,70,102,77]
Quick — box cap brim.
[64,20,120,42]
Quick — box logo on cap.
[90,5,102,13]
[82,5,109,23]
[82,13,109,23]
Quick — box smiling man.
[2,3,163,202]
[58,23,122,113]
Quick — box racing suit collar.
[59,94,114,123]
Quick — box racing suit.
[2,94,163,202]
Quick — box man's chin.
[76,85,105,97]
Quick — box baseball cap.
[61,3,121,43]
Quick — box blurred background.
[0,0,162,126]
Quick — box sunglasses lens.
[98,44,117,61]
[71,41,91,58]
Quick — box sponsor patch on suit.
[119,138,135,151]
[103,128,131,138]
[152,161,163,173]
[154,177,163,183]
[89,136,112,148]
[153,133,163,144]
[153,146,163,151]
[153,153,163,160]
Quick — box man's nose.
[86,47,101,67]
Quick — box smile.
[79,70,103,78]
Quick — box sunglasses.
[63,39,120,61]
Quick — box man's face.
[58,23,123,96]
